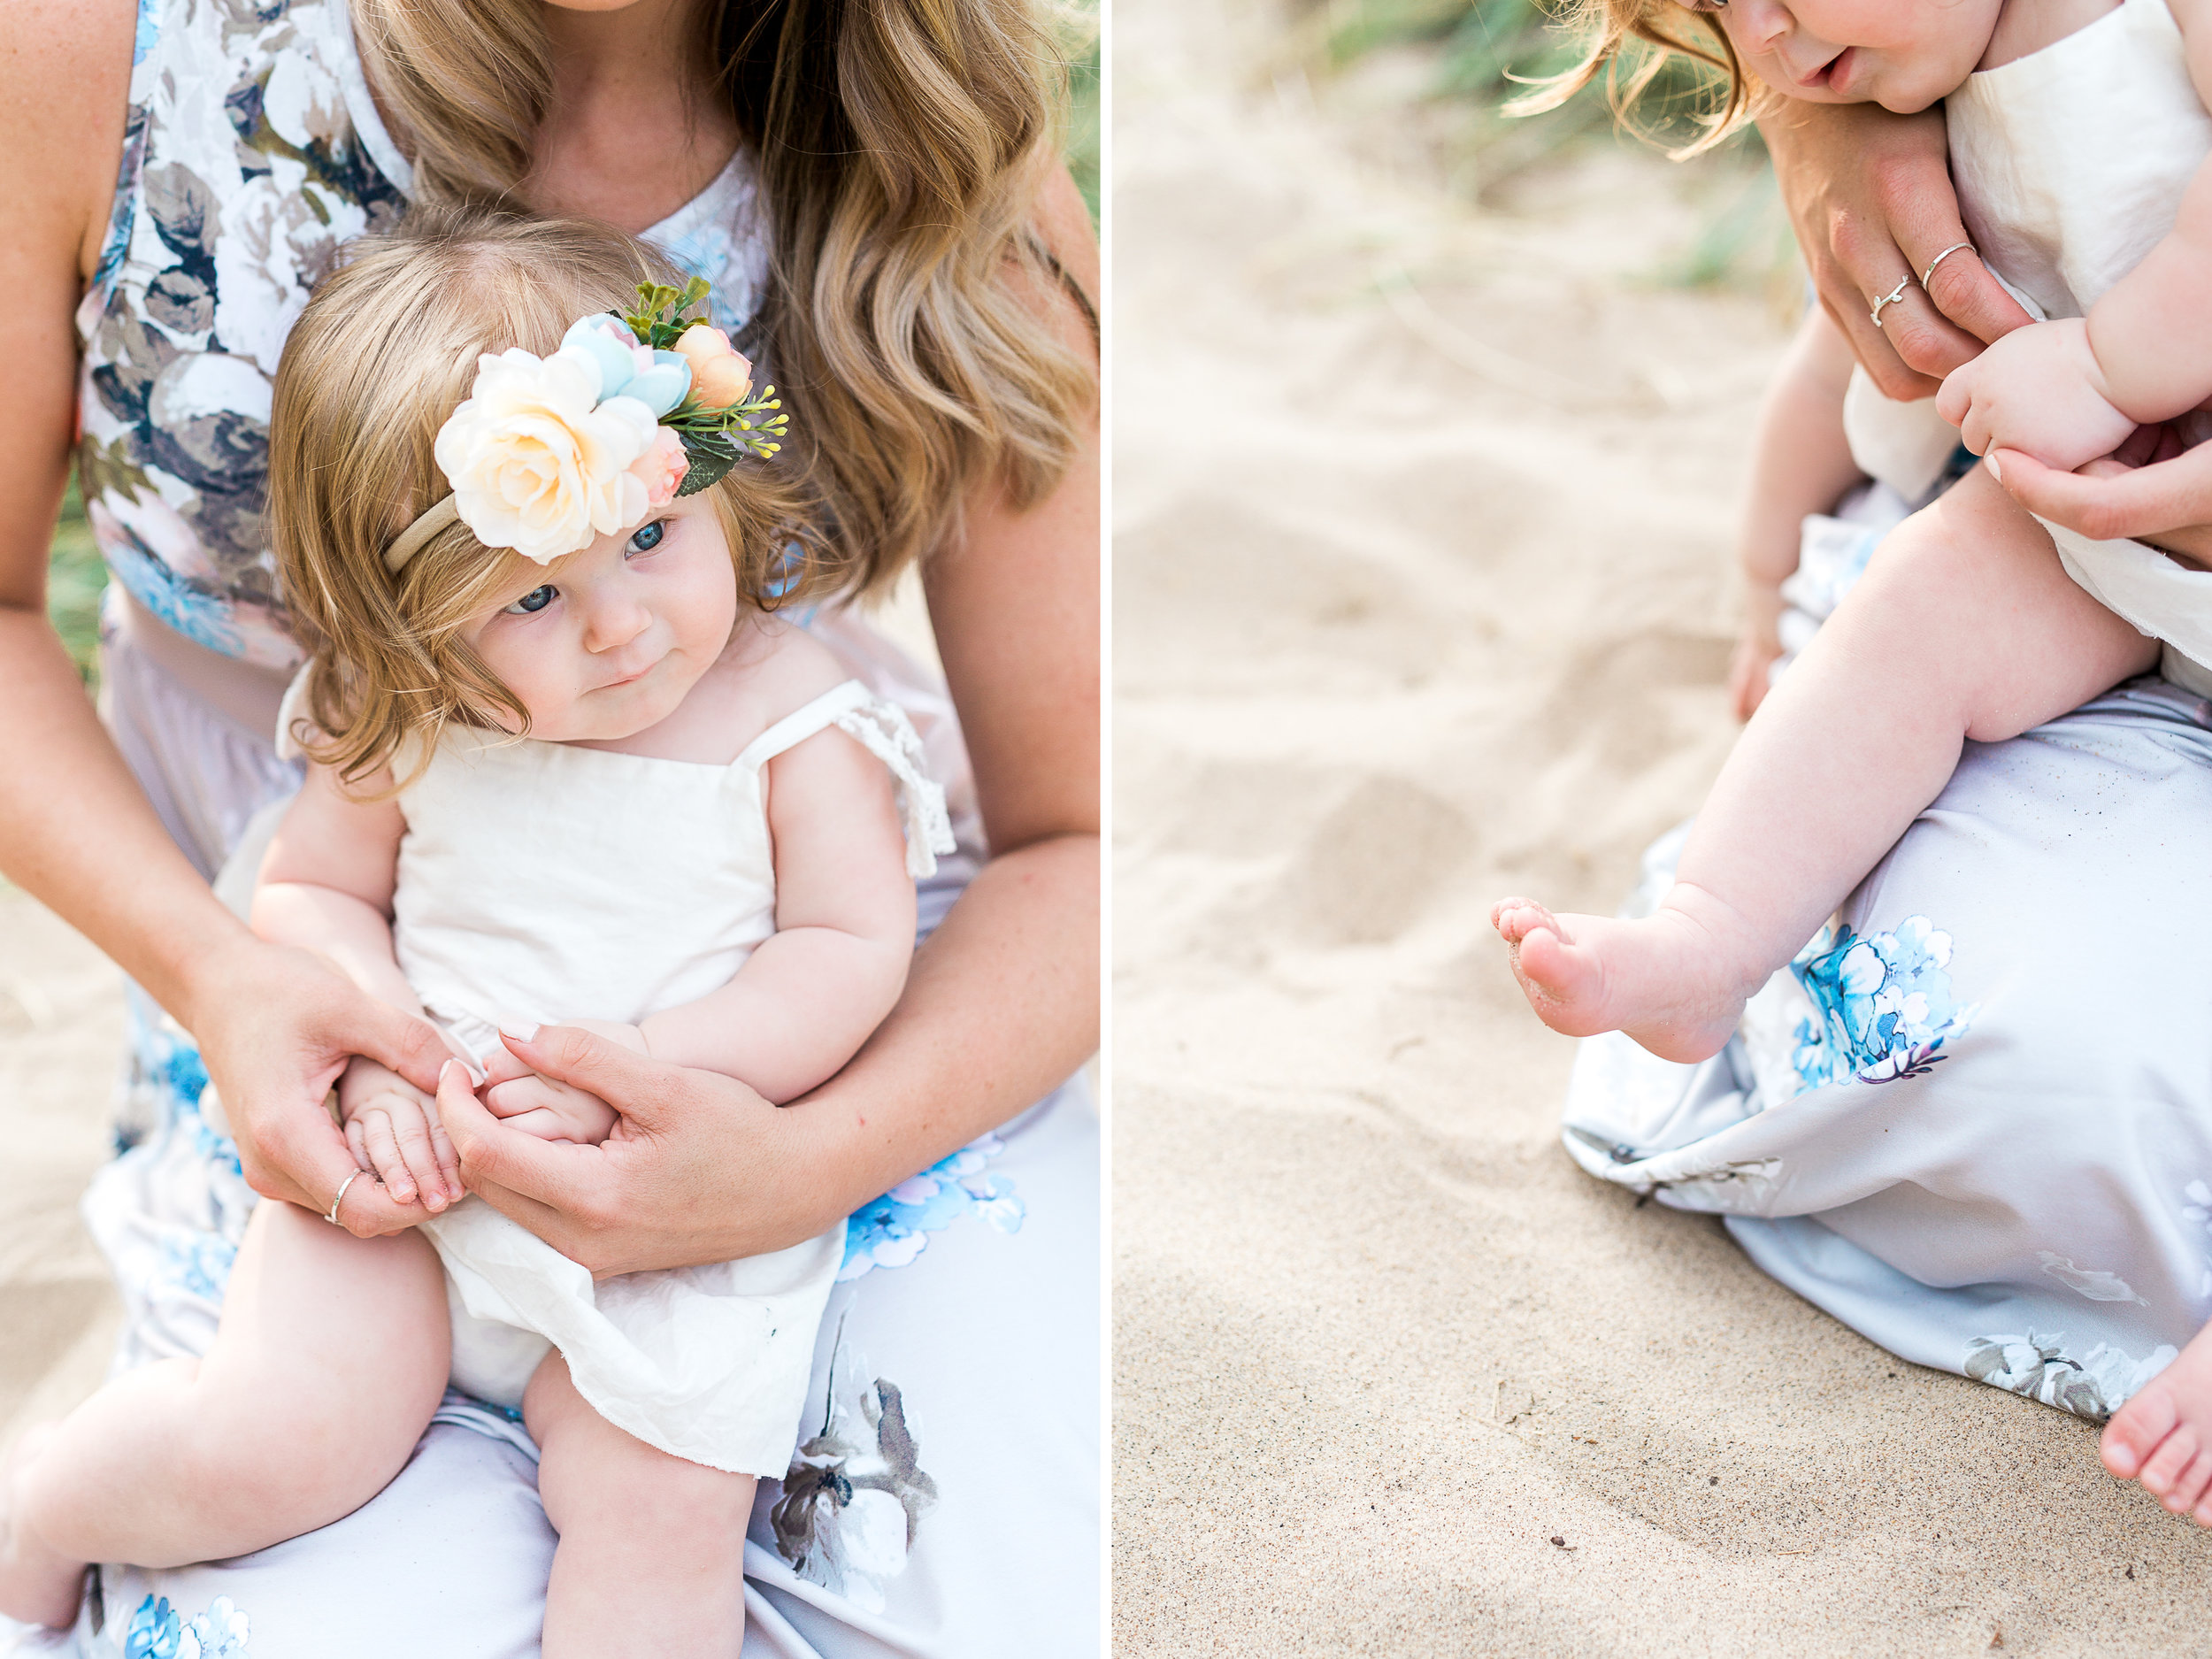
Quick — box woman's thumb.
[356,1001,452,1095]
[501,1022,668,1125]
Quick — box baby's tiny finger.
[485,1077,548,1119]
[358,1110,417,1204]
[390,1108,443,1212]
[345,1116,373,1173]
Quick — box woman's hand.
[189,934,455,1236]
[437,1026,829,1275]
[1989,429,2212,565]
[1760,102,2033,397]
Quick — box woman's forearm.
[0,605,252,1027]
[780,831,1099,1223]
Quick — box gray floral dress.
[1566,488,2212,1427]
[12,3,1099,1655]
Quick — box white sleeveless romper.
[1843,0,2212,684]
[363,681,956,1477]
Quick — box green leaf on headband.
[674,430,740,496]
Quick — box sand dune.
[1110,1,2212,1650]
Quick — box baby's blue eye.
[627,519,667,555]
[503,585,557,616]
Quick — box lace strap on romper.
[741,680,957,879]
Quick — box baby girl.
[0,207,949,1655]
[1494,0,2212,1506]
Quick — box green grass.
[1068,34,1101,227]
[1317,0,1791,289]
[47,479,104,686]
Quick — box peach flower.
[672,322,755,410]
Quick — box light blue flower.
[184,1594,250,1659]
[623,351,693,418]
[158,1230,238,1302]
[124,1595,184,1659]
[840,1133,1027,1282]
[560,315,641,396]
[1790,915,1978,1090]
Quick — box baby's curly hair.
[267,204,840,789]
[1509,0,1769,157]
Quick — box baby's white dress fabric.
[361,679,951,1477]
[1846,0,2212,687]
[1562,0,2212,1436]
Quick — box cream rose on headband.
[386,280,786,576]
[433,345,663,565]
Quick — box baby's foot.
[0,1426,87,1629]
[1489,890,1770,1064]
[2102,1324,2212,1522]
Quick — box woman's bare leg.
[0,1197,449,1625]
[1494,466,2160,1061]
[525,1353,753,1659]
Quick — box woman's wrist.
[167,913,270,1041]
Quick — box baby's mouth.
[1796,46,1852,90]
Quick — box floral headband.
[382,278,787,574]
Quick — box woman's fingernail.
[498,1021,540,1044]
[1985,451,2004,484]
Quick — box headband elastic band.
[383,495,460,575]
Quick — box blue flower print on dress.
[119,1592,251,1659]
[1788,915,1979,1091]
[157,1229,238,1302]
[840,1133,1025,1281]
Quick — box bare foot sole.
[0,1426,87,1629]
[2103,1325,2212,1523]
[1489,895,1767,1065]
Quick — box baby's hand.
[477,1019,645,1146]
[1727,626,1783,721]
[1938,319,2136,472]
[336,1056,463,1211]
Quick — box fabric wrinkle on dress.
[1845,0,2212,690]
[1564,0,2212,1432]
[39,0,1100,1653]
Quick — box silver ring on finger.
[1869,274,1913,330]
[1920,241,1978,290]
[326,1169,363,1226]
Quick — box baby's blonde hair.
[268,206,828,788]
[1509,0,1765,157]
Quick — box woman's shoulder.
[0,0,136,280]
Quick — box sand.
[1110,1,2212,1651]
[0,890,124,1453]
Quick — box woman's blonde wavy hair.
[1508,0,1770,159]
[349,0,1098,595]
[268,208,824,790]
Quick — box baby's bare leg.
[1494,466,2159,1061]
[0,1198,449,1625]
[526,1353,753,1659]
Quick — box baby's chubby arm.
[250,762,464,1211]
[481,680,916,1115]
[643,719,917,1102]
[1732,309,1864,718]
[1940,0,2212,466]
